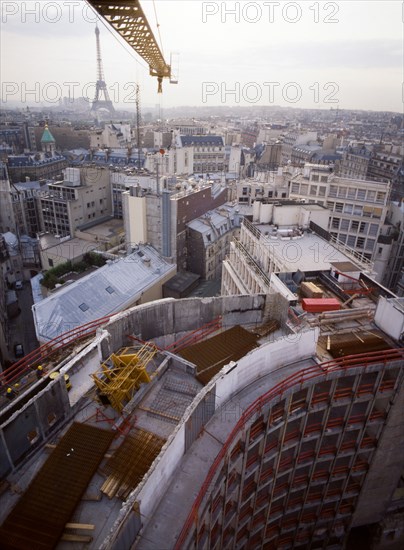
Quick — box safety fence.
[0,315,111,391]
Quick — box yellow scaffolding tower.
[92,343,157,412]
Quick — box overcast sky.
[1,0,403,112]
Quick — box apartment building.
[38,167,112,237]
[176,135,225,174]
[280,131,318,165]
[0,163,16,234]
[289,164,390,263]
[123,181,228,269]
[237,170,289,206]
[186,204,242,280]
[221,202,369,298]
[144,146,194,176]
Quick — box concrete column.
[352,373,404,527]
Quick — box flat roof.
[40,235,98,258]
[33,245,175,342]
[163,271,200,293]
[330,261,361,273]
[256,228,360,273]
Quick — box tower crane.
[86,1,171,93]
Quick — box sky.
[1,0,403,112]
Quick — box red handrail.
[0,315,111,390]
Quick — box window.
[337,187,347,198]
[369,224,378,236]
[343,203,353,214]
[340,219,350,231]
[351,220,359,231]
[357,189,366,200]
[311,174,319,182]
[366,238,375,251]
[291,183,299,193]
[359,222,368,234]
[347,187,356,199]
[376,192,385,203]
[48,258,54,267]
[300,184,309,194]
[335,202,343,213]
[319,186,326,197]
[331,217,340,229]
[378,247,383,255]
[79,303,89,312]
[310,186,317,196]
[366,190,376,202]
[329,185,338,197]
[353,205,363,216]
[320,175,328,183]
[356,237,365,249]
[347,235,356,247]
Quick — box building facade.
[38,167,112,237]
[289,164,390,263]
[176,135,225,174]
[186,205,242,280]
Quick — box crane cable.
[152,0,165,58]
[84,0,149,74]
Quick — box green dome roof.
[41,124,56,143]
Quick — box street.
[8,281,39,362]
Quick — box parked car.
[14,343,24,358]
[15,281,23,290]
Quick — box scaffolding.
[92,343,157,412]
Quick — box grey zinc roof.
[179,135,224,147]
[32,245,175,342]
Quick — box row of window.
[329,185,386,203]
[333,233,376,251]
[327,202,383,219]
[330,218,379,236]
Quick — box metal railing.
[0,315,111,391]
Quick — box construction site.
[0,268,403,549]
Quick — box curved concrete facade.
[173,356,404,549]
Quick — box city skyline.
[1,0,403,112]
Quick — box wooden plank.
[65,523,95,531]
[61,534,93,542]
[81,493,101,501]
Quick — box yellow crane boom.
[87,0,171,92]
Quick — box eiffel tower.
[91,25,115,114]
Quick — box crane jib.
[87,0,171,93]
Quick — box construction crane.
[86,0,171,93]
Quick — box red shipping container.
[301,298,341,313]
